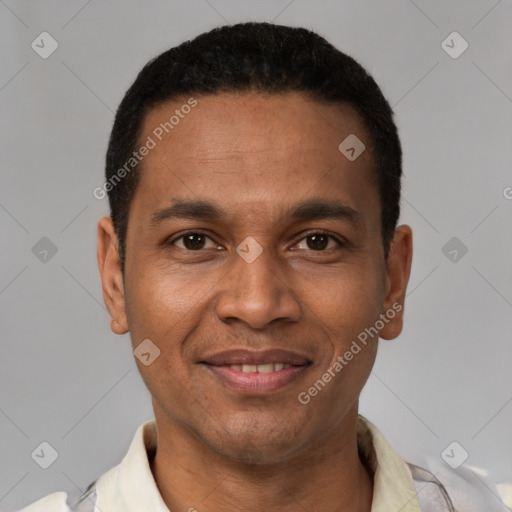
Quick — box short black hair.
[105,22,402,271]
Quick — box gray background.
[1,0,511,510]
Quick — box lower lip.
[203,364,310,395]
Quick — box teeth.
[256,363,274,374]
[231,363,292,373]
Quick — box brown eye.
[183,233,206,250]
[171,232,218,251]
[306,234,330,251]
[294,232,341,252]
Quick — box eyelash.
[166,230,345,252]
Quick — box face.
[98,92,412,465]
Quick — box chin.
[200,417,308,466]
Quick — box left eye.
[294,233,341,251]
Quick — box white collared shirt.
[20,414,503,511]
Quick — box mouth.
[199,349,313,395]
[218,362,295,373]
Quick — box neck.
[151,408,373,512]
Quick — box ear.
[379,224,413,340]
[97,216,129,335]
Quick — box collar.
[358,415,421,511]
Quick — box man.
[21,21,486,512]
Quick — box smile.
[202,361,311,395]
[200,348,313,394]
[227,363,292,373]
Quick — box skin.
[97,92,413,511]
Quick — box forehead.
[132,92,378,226]
[140,92,371,159]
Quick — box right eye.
[168,231,220,251]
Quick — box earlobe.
[111,317,128,335]
[379,225,413,341]
[97,216,129,335]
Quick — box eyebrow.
[149,198,360,228]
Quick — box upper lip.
[201,349,312,366]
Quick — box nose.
[214,245,302,330]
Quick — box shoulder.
[17,480,99,512]
[16,420,153,512]
[357,415,509,511]
[17,492,71,512]
[419,458,510,512]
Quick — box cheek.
[125,260,214,338]
[123,264,224,401]
[299,277,382,410]
[306,264,386,341]
[125,269,203,412]
[306,343,378,421]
